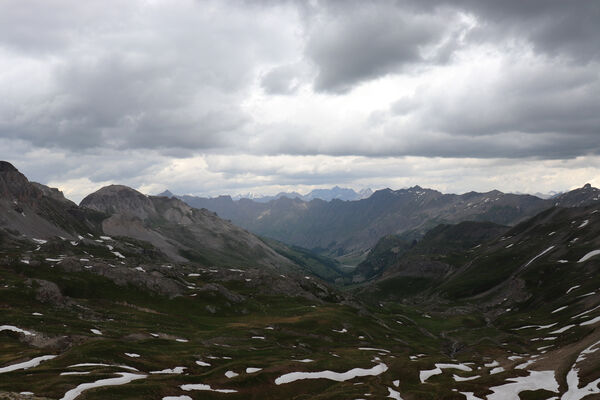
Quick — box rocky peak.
[80,185,157,220]
[0,161,43,204]
[156,189,174,198]
[31,183,75,206]
[0,161,18,172]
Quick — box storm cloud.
[0,0,599,200]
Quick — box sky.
[0,0,599,202]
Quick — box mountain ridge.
[165,184,600,258]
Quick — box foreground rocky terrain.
[1,161,599,399]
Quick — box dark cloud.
[444,0,600,62]
[301,0,600,93]
[305,2,459,93]
[0,0,599,201]
[0,0,293,152]
[414,58,600,141]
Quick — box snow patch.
[486,370,558,400]
[0,355,56,374]
[59,372,146,400]
[0,325,34,336]
[275,363,388,385]
[578,250,600,263]
[181,384,237,393]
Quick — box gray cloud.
[301,0,600,93]
[305,2,460,93]
[1,0,600,201]
[444,0,600,62]
[0,0,294,152]
[260,63,304,95]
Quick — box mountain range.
[1,160,600,399]
[159,184,600,260]
[159,186,374,204]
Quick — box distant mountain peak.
[157,189,174,198]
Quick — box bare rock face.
[28,279,68,306]
[30,182,76,206]
[0,161,43,206]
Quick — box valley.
[1,162,600,399]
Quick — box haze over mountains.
[159,184,600,260]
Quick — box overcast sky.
[1,0,599,202]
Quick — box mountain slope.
[352,221,509,283]
[172,186,549,257]
[80,185,300,270]
[0,162,103,240]
[174,184,600,259]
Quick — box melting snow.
[578,250,600,263]
[90,329,102,335]
[150,367,186,374]
[524,246,555,268]
[490,367,505,375]
[484,360,499,368]
[181,384,237,393]
[332,328,348,333]
[246,367,262,373]
[420,368,442,383]
[125,353,140,358]
[293,359,314,363]
[163,397,192,400]
[550,325,576,334]
[572,304,600,319]
[358,347,390,353]
[225,370,239,378]
[0,355,56,374]
[515,360,537,370]
[580,315,600,326]
[578,220,589,228]
[552,306,568,313]
[59,372,146,400]
[566,285,581,294]
[486,370,558,400]
[112,251,126,259]
[387,387,403,399]
[196,360,211,366]
[60,372,90,376]
[0,325,34,336]
[175,338,188,343]
[32,238,47,244]
[275,363,388,385]
[67,363,138,371]
[453,374,480,382]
